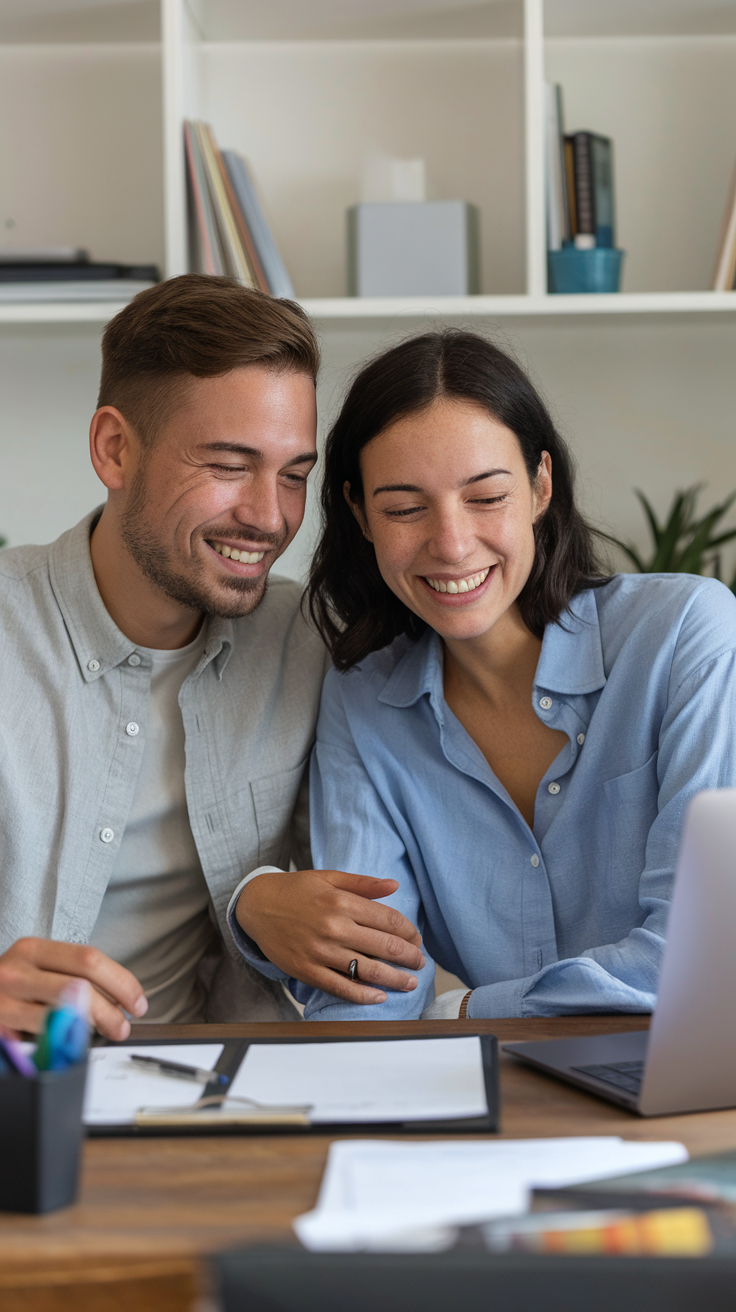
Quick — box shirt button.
[548,782,561,795]
[128,653,141,667]
[126,722,140,736]
[100,827,115,843]
[530,854,540,867]
[577,733,585,745]
[87,659,100,672]
[539,696,552,710]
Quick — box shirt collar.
[377,588,606,709]
[534,588,606,695]
[48,509,234,682]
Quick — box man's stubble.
[119,464,286,619]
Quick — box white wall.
[201,39,525,297]
[2,316,736,584]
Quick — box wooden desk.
[4,1015,736,1312]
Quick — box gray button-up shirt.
[0,510,328,1021]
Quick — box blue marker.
[34,979,91,1072]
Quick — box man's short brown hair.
[97,274,320,445]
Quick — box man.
[0,276,424,1039]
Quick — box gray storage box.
[348,201,480,297]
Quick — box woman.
[235,330,736,1019]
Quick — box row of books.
[184,121,294,299]
[545,83,616,251]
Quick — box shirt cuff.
[465,976,527,1019]
[226,866,290,981]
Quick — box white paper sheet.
[83,1044,224,1126]
[294,1137,689,1250]
[229,1036,488,1124]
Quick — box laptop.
[503,788,736,1116]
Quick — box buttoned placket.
[52,654,151,943]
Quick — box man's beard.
[120,470,286,619]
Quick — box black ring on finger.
[348,959,358,982]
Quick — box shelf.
[301,291,736,320]
[2,290,736,327]
[0,302,135,325]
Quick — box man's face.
[120,365,318,618]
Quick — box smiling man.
[0,275,425,1038]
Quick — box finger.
[0,959,88,1008]
[323,873,400,901]
[89,988,132,1041]
[308,966,388,1006]
[348,954,418,993]
[0,997,50,1035]
[17,939,147,1018]
[340,924,426,970]
[331,896,424,950]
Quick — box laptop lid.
[639,789,736,1115]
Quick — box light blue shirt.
[235,574,736,1019]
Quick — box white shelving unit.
[2,0,736,573]
[3,0,736,321]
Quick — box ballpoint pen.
[129,1054,230,1086]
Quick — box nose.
[233,469,284,537]
[426,505,475,565]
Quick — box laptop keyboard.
[571,1060,645,1095]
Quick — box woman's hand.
[236,870,426,1004]
[0,937,148,1040]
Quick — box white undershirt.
[89,625,214,1023]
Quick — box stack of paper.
[294,1138,689,1252]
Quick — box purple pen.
[0,1036,37,1077]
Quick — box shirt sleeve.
[468,631,736,1020]
[293,675,436,1021]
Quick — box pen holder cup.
[0,1059,88,1213]
[547,246,624,293]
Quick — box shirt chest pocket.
[602,751,659,888]
[250,761,307,868]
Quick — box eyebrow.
[198,442,317,466]
[372,467,512,496]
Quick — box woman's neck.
[442,605,543,709]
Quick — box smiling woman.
[231,329,736,1022]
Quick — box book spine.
[195,122,255,287]
[184,121,222,276]
[563,137,577,237]
[544,83,568,250]
[572,132,596,239]
[207,130,270,294]
[222,152,295,299]
[713,161,736,290]
[591,135,614,248]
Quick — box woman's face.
[352,397,552,645]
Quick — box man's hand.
[0,938,148,1040]
[237,870,426,1004]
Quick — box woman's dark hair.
[308,329,607,670]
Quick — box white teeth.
[425,567,490,595]
[211,543,266,564]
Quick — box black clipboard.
[86,1032,499,1137]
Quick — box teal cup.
[548,246,624,293]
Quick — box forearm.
[466,952,657,1020]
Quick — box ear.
[532,451,553,523]
[89,406,141,492]
[343,480,373,543]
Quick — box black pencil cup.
[0,1059,88,1213]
